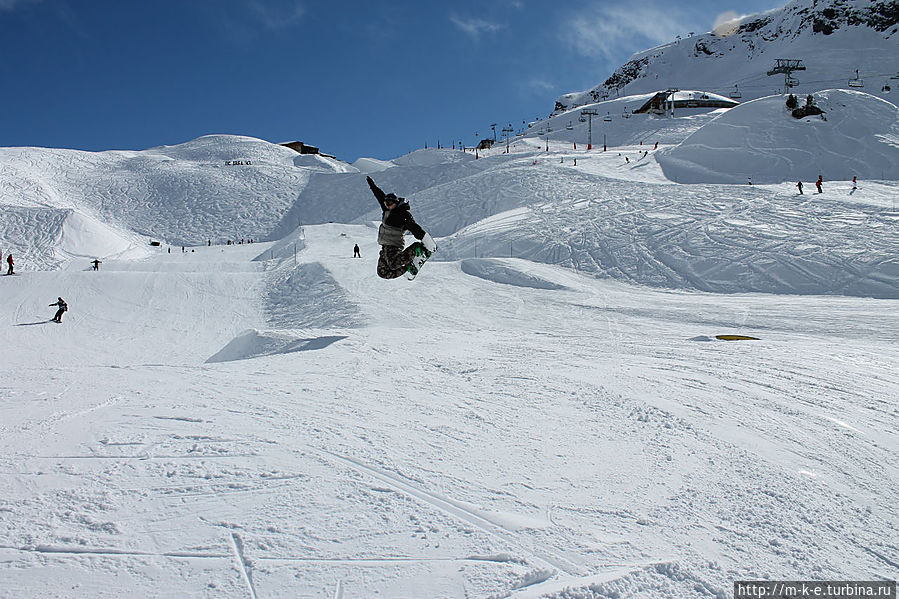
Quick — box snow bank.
[206,328,348,363]
[352,157,395,173]
[656,90,899,183]
[460,258,568,290]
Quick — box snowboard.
[406,244,434,280]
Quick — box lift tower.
[767,59,806,95]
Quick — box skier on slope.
[366,176,436,279]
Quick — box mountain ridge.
[555,0,898,113]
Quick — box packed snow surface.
[0,90,897,598]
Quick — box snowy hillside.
[0,4,898,592]
[1,223,896,598]
[555,0,899,112]
[2,99,899,297]
[0,135,345,266]
[656,89,899,183]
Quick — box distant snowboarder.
[6,254,13,275]
[91,258,101,271]
[366,176,436,279]
[815,175,823,193]
[353,244,361,258]
[50,297,67,323]
[797,181,803,195]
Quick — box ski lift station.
[633,90,739,115]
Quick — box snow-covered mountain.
[555,0,898,113]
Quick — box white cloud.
[0,0,42,12]
[450,15,504,39]
[248,0,305,30]
[564,3,696,61]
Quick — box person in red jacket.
[366,176,436,279]
[6,253,13,275]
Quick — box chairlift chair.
[729,85,742,99]
[578,115,586,123]
[603,112,612,122]
[848,69,864,88]
[566,121,573,130]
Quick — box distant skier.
[6,253,13,275]
[50,297,67,323]
[851,176,858,193]
[796,181,803,195]
[91,258,101,271]
[366,176,436,279]
[815,175,823,193]
[353,244,361,258]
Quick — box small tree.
[806,94,815,106]
[786,94,799,109]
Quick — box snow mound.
[146,134,300,166]
[656,90,899,184]
[206,329,348,363]
[461,258,568,290]
[292,153,357,173]
[352,157,395,173]
[392,148,475,167]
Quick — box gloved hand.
[421,232,437,253]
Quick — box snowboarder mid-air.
[50,297,67,323]
[366,176,436,279]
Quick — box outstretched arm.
[366,176,387,209]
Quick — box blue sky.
[0,0,784,162]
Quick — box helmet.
[384,193,399,204]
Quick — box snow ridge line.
[0,544,230,559]
[320,449,585,578]
[230,532,259,599]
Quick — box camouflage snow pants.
[377,243,423,279]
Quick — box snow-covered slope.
[656,89,899,183]
[556,0,898,112]
[1,222,896,599]
[0,135,323,262]
[2,111,898,297]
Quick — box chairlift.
[848,69,864,88]
[622,107,631,118]
[566,121,573,130]
[786,77,800,88]
[603,112,612,122]
[578,115,586,123]
[729,84,742,99]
